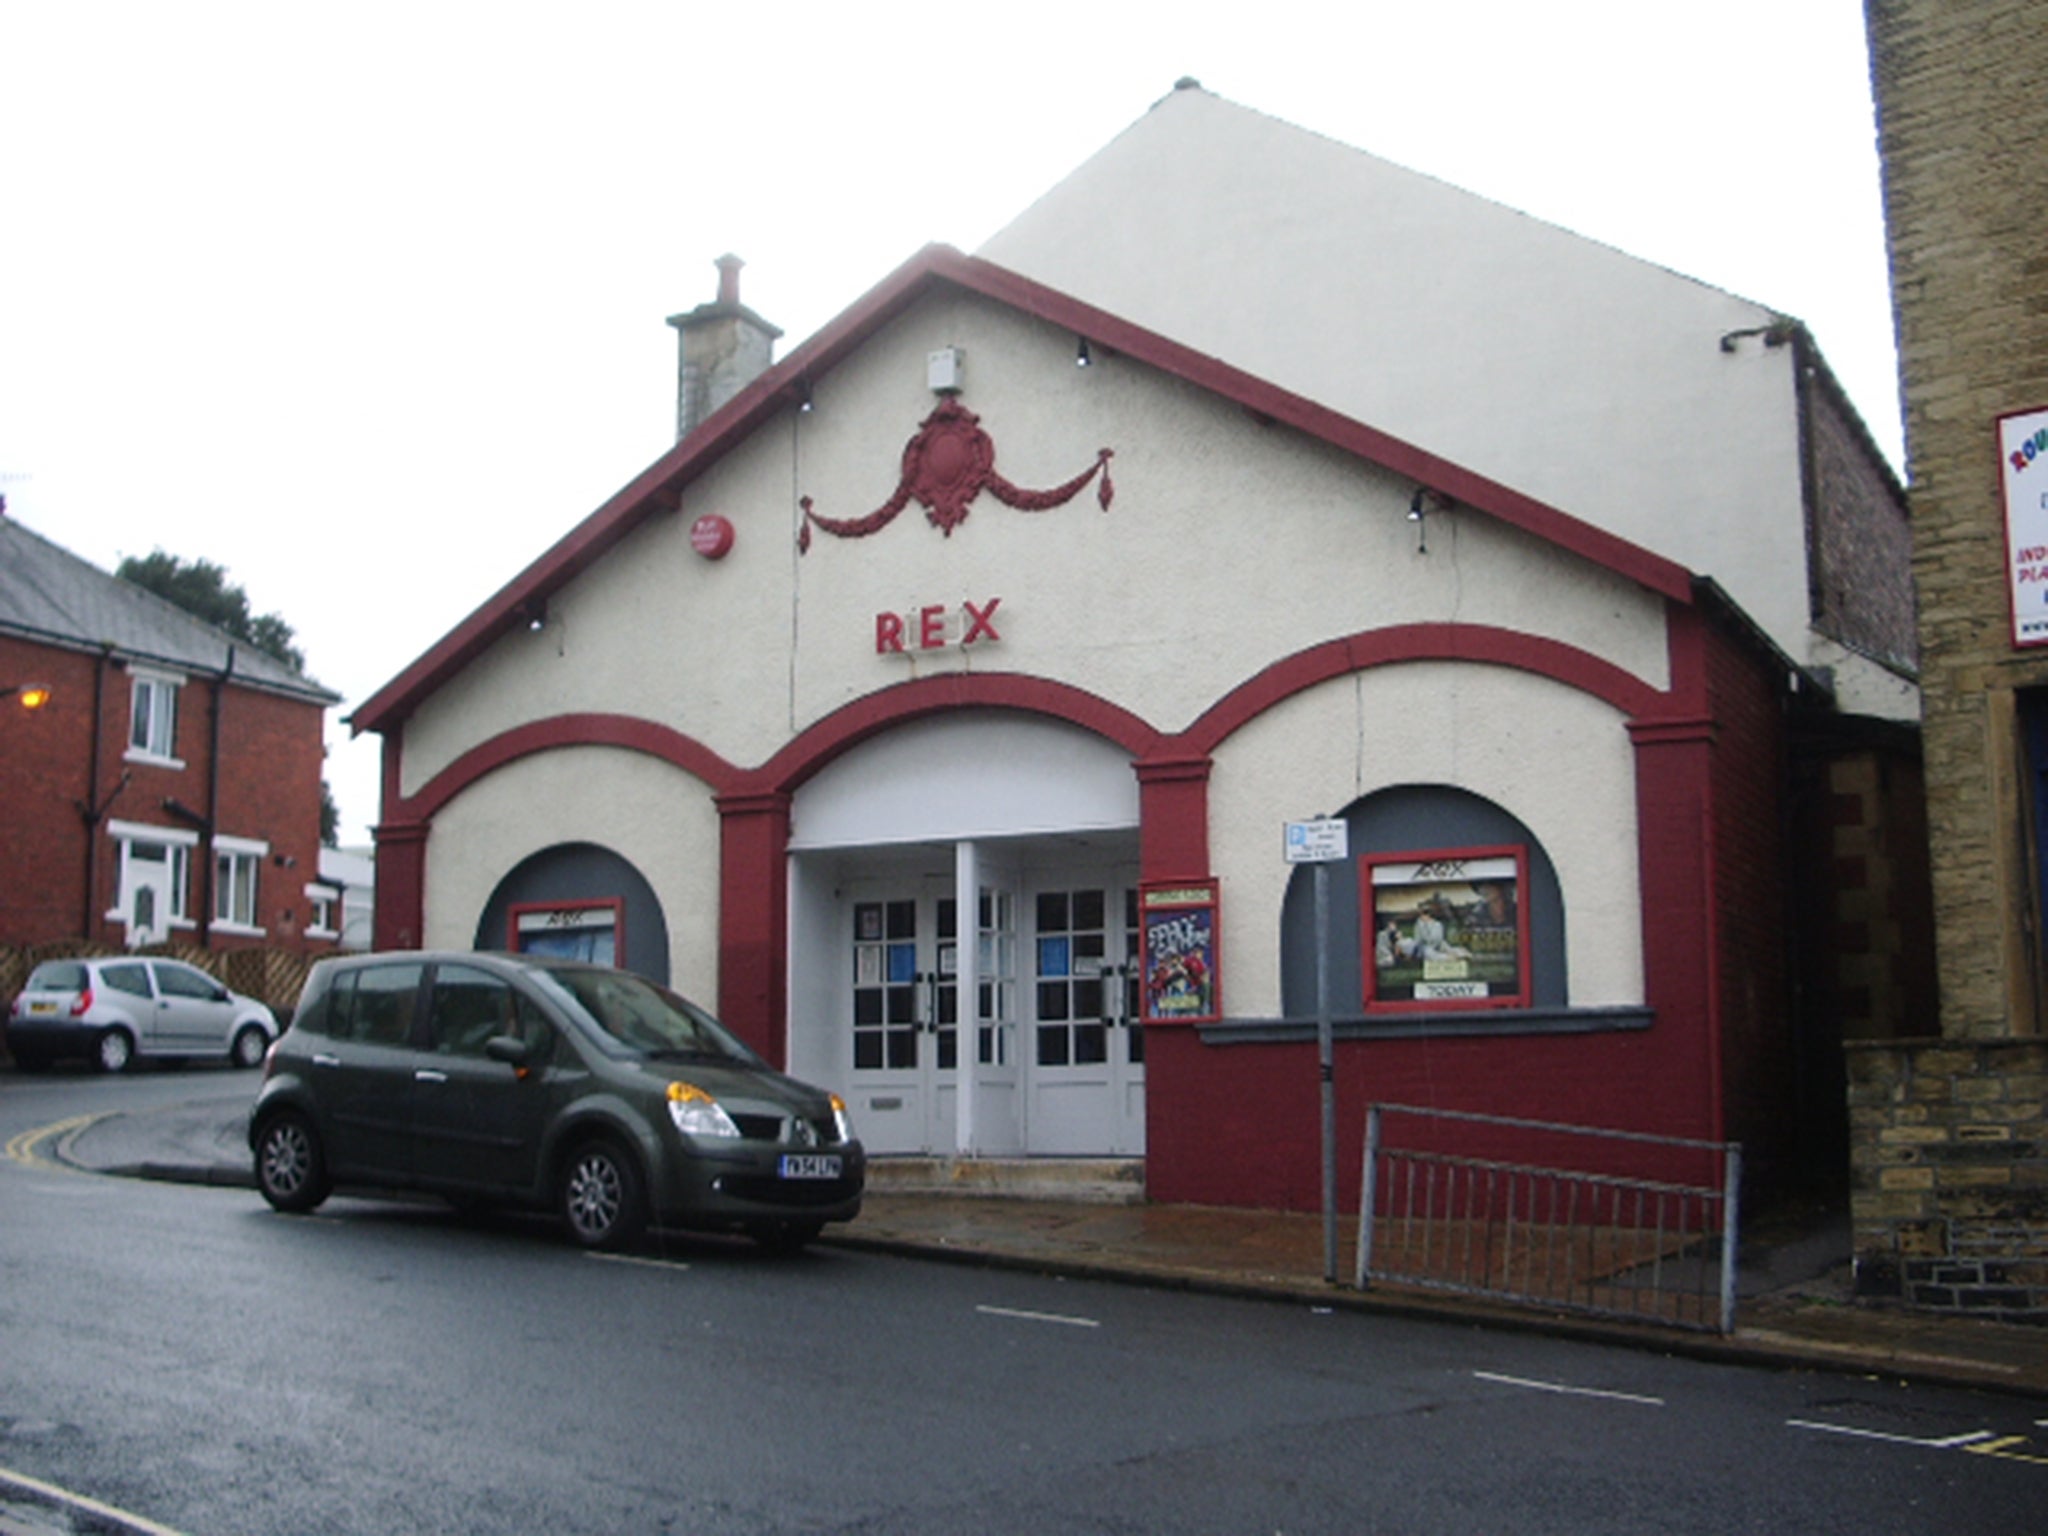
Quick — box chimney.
[667,254,783,441]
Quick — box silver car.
[7,957,279,1073]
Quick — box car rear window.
[26,963,88,992]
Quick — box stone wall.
[1848,1037,2048,1320]
[1869,0,2048,1040]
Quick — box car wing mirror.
[484,1035,533,1071]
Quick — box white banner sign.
[2001,405,2048,647]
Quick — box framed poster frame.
[1361,845,1529,1012]
[1139,878,1221,1025]
[508,897,625,966]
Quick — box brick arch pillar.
[370,819,429,951]
[715,788,792,1066]
[1137,752,1213,882]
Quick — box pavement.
[40,1098,2048,1404]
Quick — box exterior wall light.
[5,683,52,710]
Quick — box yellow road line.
[1965,1435,2048,1465]
[4,1114,103,1173]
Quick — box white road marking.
[977,1304,1101,1329]
[586,1252,692,1272]
[0,1462,194,1536]
[1471,1370,1664,1406]
[1786,1419,1998,1449]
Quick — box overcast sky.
[0,2,1897,847]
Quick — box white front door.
[120,841,177,948]
[1024,881,1146,1155]
[846,880,959,1155]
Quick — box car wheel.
[231,1025,270,1070]
[559,1140,647,1251]
[749,1219,823,1256]
[254,1112,331,1213]
[94,1028,135,1075]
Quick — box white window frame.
[305,882,340,940]
[105,820,198,929]
[125,667,186,767]
[213,834,270,936]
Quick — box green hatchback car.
[249,951,863,1251]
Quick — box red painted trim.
[396,713,741,821]
[351,246,1696,738]
[737,671,1162,797]
[507,897,625,960]
[716,790,791,1065]
[1183,623,1665,756]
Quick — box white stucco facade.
[980,85,1821,668]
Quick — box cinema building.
[351,89,1922,1210]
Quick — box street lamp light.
[4,683,52,710]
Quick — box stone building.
[1856,0,2048,1317]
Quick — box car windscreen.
[531,967,763,1066]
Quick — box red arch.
[1179,623,1668,757]
[734,671,1165,797]
[397,712,743,821]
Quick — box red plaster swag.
[797,398,1113,551]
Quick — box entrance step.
[867,1156,1146,1205]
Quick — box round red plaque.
[690,514,735,560]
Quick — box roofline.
[0,617,341,707]
[351,244,1695,735]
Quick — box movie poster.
[1140,880,1220,1024]
[1363,848,1528,1010]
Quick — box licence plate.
[26,1001,56,1015]
[779,1154,842,1180]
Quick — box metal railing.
[1356,1104,1742,1334]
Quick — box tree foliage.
[117,550,308,672]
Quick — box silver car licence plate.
[779,1154,842,1180]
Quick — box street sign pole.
[1285,817,1348,1285]
[1315,859,1337,1283]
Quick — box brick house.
[1854,0,2048,1318]
[347,88,1920,1215]
[0,509,341,959]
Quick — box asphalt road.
[3,1068,2044,1535]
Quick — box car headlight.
[829,1092,854,1144]
[666,1081,740,1138]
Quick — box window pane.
[102,963,152,998]
[429,965,514,1056]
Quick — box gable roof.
[351,245,1693,736]
[0,513,339,705]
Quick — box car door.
[409,962,560,1194]
[148,961,238,1051]
[311,961,428,1181]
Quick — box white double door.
[846,863,1144,1158]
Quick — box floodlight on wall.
[1408,488,1450,556]
[3,683,51,710]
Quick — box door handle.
[414,1069,449,1084]
[312,1053,341,1069]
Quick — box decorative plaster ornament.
[798,399,1113,552]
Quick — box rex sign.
[876,597,1002,655]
